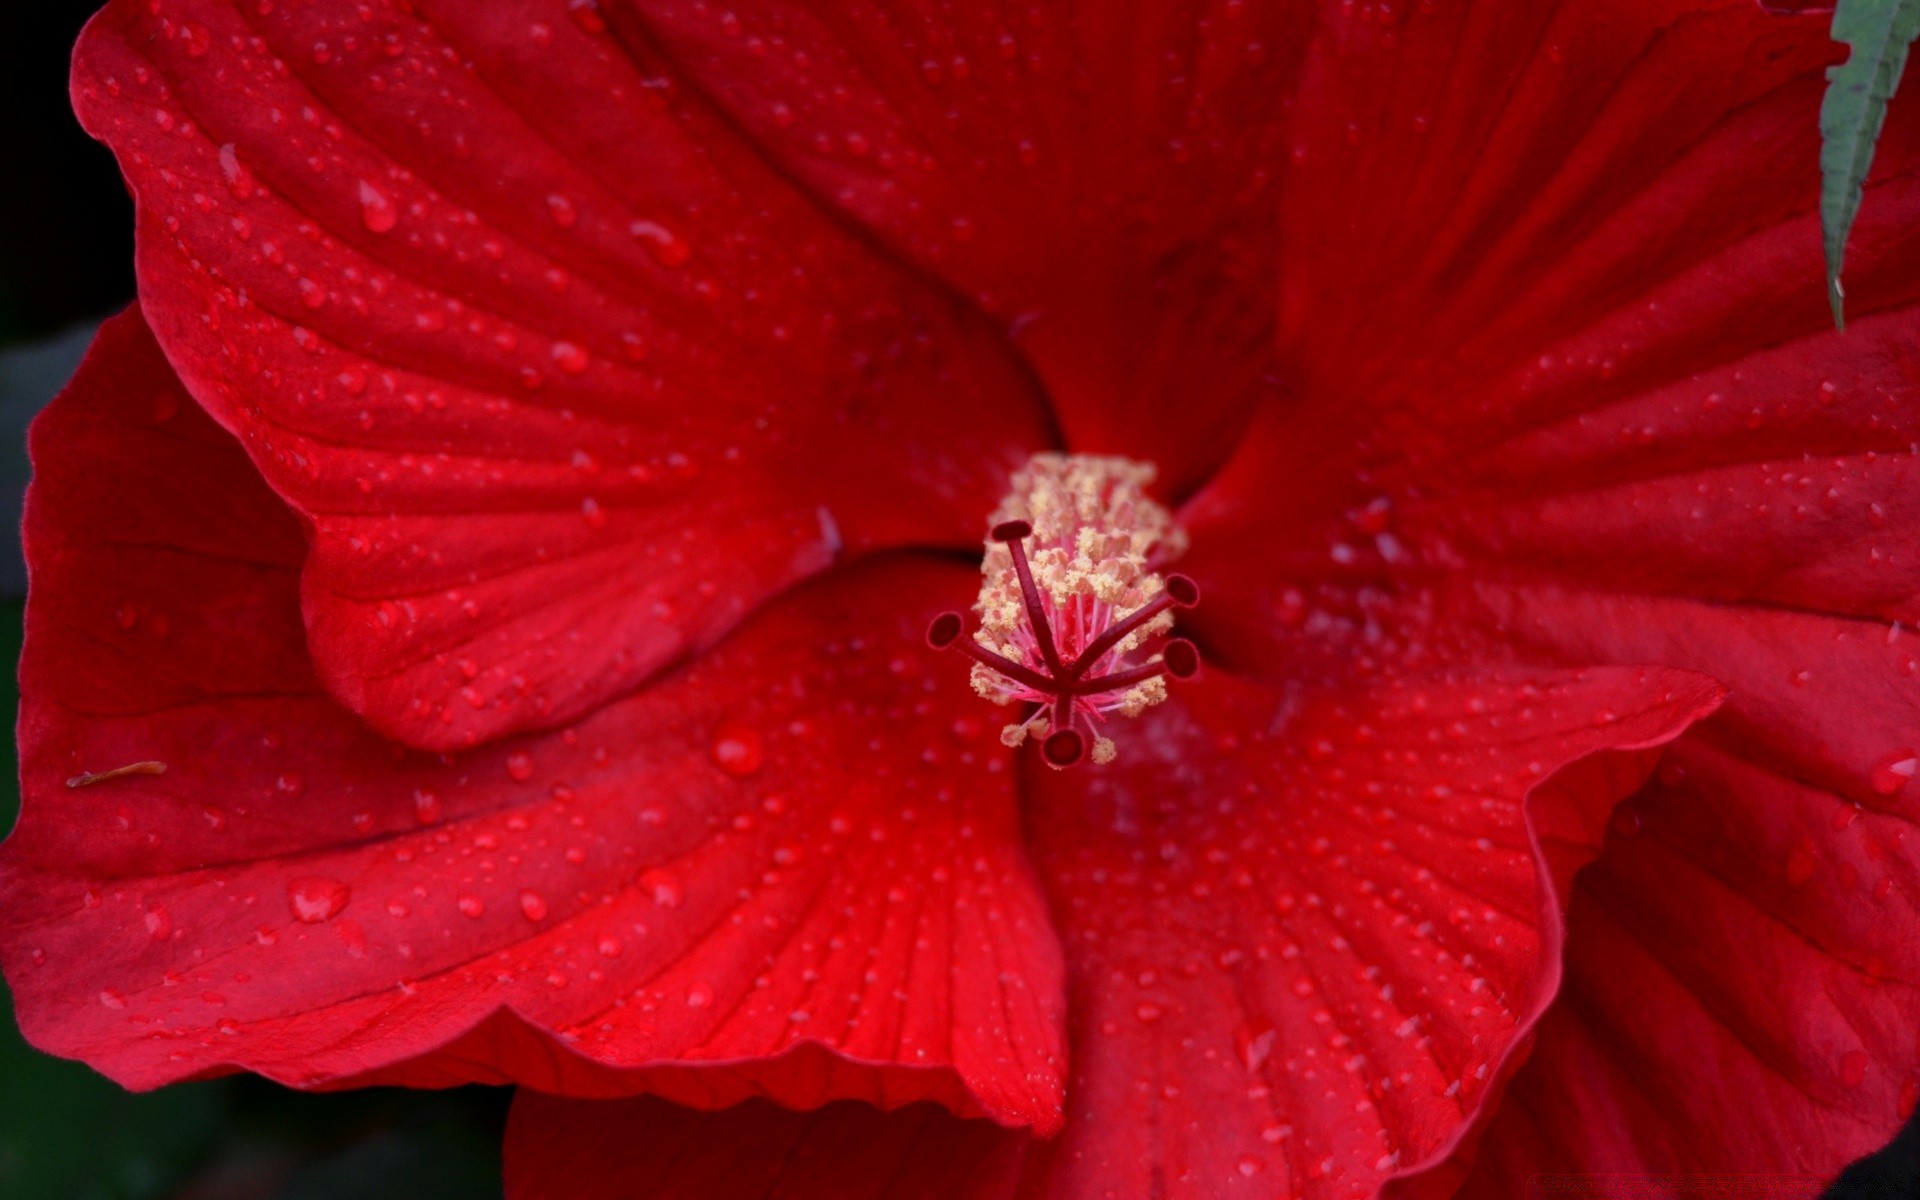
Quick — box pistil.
[925,453,1199,768]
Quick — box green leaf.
[1820,0,1920,330]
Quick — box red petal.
[1411,584,1920,1189]
[1161,11,1920,1175]
[630,1,1317,494]
[1183,3,1920,645]
[0,310,1064,1131]
[504,1093,1029,1200]
[72,0,1052,751]
[1014,663,1720,1197]
[1451,736,1918,1196]
[1273,2,1872,404]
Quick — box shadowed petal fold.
[72,0,1054,752]
[629,0,1317,494]
[0,310,1066,1132]
[1012,663,1720,1198]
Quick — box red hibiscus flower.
[4,0,1917,1195]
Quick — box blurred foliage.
[0,595,509,1199]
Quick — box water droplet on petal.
[639,868,682,908]
[456,894,485,918]
[568,0,608,34]
[686,981,713,1008]
[357,180,397,232]
[629,219,689,266]
[218,144,255,200]
[287,876,351,923]
[1870,749,1917,796]
[506,751,535,782]
[519,889,549,922]
[144,905,173,942]
[710,727,764,777]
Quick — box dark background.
[0,3,1913,1198]
[0,5,510,1197]
[0,4,131,342]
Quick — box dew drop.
[506,751,535,782]
[413,788,443,824]
[287,876,351,923]
[568,0,608,34]
[217,144,255,200]
[686,981,714,1008]
[639,868,683,908]
[1240,1027,1276,1072]
[710,727,764,777]
[144,905,173,942]
[456,894,485,918]
[357,180,397,233]
[551,341,589,374]
[519,889,549,922]
[1870,749,1917,796]
[99,988,126,1009]
[545,192,578,228]
[630,219,690,266]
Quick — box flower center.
[926,453,1199,768]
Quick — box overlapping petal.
[28,0,1920,1194]
[1453,734,1920,1196]
[73,0,1054,752]
[0,310,1066,1131]
[1012,664,1719,1198]
[1168,2,1920,1188]
[631,0,1313,493]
